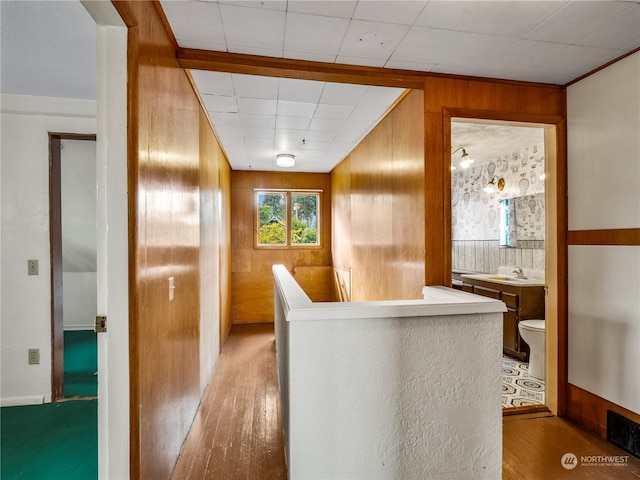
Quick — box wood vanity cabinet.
[463,278,545,361]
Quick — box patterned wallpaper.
[452,144,545,241]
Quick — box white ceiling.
[2,1,639,172]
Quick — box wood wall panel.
[231,171,332,323]
[218,147,233,344]
[331,89,426,301]
[567,384,640,439]
[117,2,233,478]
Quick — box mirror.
[499,193,545,248]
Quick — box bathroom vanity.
[460,273,545,361]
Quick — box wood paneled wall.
[331,89,426,301]
[115,2,232,479]
[231,171,332,323]
[423,76,566,286]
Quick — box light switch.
[168,277,175,301]
[28,259,39,275]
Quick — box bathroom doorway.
[449,118,558,415]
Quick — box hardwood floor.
[504,415,640,480]
[173,323,640,480]
[171,324,286,480]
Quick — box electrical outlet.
[28,348,40,365]
[28,259,39,275]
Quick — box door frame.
[444,108,567,416]
[49,132,97,401]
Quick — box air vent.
[607,410,640,459]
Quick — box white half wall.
[1,94,96,406]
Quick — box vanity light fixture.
[451,146,474,169]
[276,153,295,168]
[484,176,505,193]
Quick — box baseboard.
[567,384,640,439]
[1,395,45,407]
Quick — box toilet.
[518,320,545,381]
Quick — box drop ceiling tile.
[334,130,365,143]
[335,56,387,68]
[353,1,427,25]
[277,100,317,117]
[210,112,242,127]
[349,104,389,121]
[301,141,332,151]
[314,104,355,120]
[227,45,285,58]
[237,97,277,115]
[201,94,238,113]
[484,39,624,84]
[219,0,287,11]
[276,115,312,130]
[361,86,405,106]
[242,127,275,140]
[287,1,357,18]
[160,1,226,46]
[241,114,276,129]
[219,136,246,147]
[319,83,368,105]
[309,118,346,132]
[219,4,286,50]
[415,1,568,38]
[338,20,409,60]
[274,129,308,145]
[214,125,245,138]
[302,131,336,143]
[191,71,234,96]
[383,58,436,72]
[393,27,516,68]
[342,119,375,133]
[176,39,228,51]
[245,137,274,149]
[278,78,325,103]
[232,74,279,100]
[283,50,338,63]
[284,12,350,56]
[526,1,639,49]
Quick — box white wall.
[1,94,96,405]
[567,51,640,414]
[62,137,97,330]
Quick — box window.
[256,190,320,247]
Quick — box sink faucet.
[512,266,527,279]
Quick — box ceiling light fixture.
[483,176,505,194]
[276,153,295,168]
[451,146,474,169]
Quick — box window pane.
[258,193,286,245]
[291,193,319,245]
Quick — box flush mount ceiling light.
[451,146,474,169]
[483,176,505,193]
[276,153,295,168]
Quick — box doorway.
[49,133,97,401]
[450,118,559,415]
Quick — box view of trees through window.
[257,191,319,246]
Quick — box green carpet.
[64,330,97,398]
[1,400,98,480]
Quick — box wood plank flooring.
[504,415,640,480]
[173,323,640,480]
[171,324,286,480]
